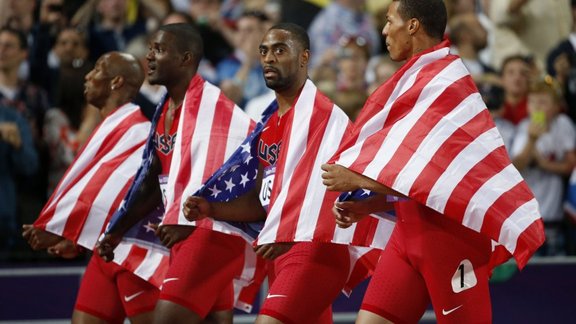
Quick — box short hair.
[394,0,447,41]
[268,23,310,51]
[500,54,532,74]
[0,27,28,50]
[159,23,204,62]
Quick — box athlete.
[321,1,545,323]
[182,23,374,324]
[97,23,254,324]
[24,51,158,323]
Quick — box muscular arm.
[183,164,267,222]
[321,163,406,198]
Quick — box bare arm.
[321,163,406,197]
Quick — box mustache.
[263,66,280,73]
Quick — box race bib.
[159,174,168,208]
[260,166,275,211]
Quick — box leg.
[258,242,350,324]
[115,265,159,324]
[358,224,430,324]
[156,228,245,323]
[202,309,233,324]
[74,255,125,324]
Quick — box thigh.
[74,255,125,323]
[159,228,245,318]
[116,267,159,318]
[417,219,493,324]
[260,242,350,324]
[361,236,430,324]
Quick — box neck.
[275,76,307,115]
[166,79,191,110]
[410,38,442,60]
[0,69,20,87]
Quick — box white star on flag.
[143,222,157,233]
[225,178,236,192]
[209,184,222,198]
[240,172,250,187]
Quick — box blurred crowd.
[1,0,576,262]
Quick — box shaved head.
[104,52,145,97]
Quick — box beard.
[264,72,296,91]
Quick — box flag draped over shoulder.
[107,75,256,288]
[331,40,545,269]
[33,103,150,250]
[255,79,393,248]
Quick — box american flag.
[107,75,257,288]
[33,103,150,250]
[331,40,545,269]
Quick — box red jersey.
[154,101,182,174]
[502,97,528,125]
[257,112,286,168]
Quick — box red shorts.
[361,200,493,324]
[260,242,350,324]
[75,254,159,323]
[159,227,245,318]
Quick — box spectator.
[72,0,148,62]
[511,78,576,256]
[0,27,51,229]
[477,80,515,151]
[217,10,270,106]
[547,0,576,124]
[489,0,572,71]
[449,13,495,79]
[500,55,532,125]
[308,0,381,69]
[365,54,401,94]
[0,104,38,254]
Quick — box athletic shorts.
[260,242,350,324]
[75,253,159,323]
[159,227,245,318]
[361,200,493,324]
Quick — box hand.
[0,122,22,149]
[254,243,294,260]
[48,239,82,259]
[96,232,123,262]
[22,224,63,250]
[155,224,194,248]
[527,119,547,141]
[321,163,363,192]
[332,201,368,228]
[182,196,213,221]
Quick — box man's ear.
[110,76,124,90]
[300,49,310,67]
[408,18,420,35]
[182,51,195,66]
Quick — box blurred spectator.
[0,105,38,253]
[449,13,495,79]
[280,0,323,30]
[547,0,576,124]
[0,27,51,234]
[511,78,576,256]
[500,55,532,125]
[488,0,572,71]
[477,80,515,150]
[365,54,400,95]
[0,0,37,35]
[308,0,380,68]
[186,0,234,66]
[72,0,148,62]
[445,0,477,19]
[335,35,369,93]
[217,10,270,106]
